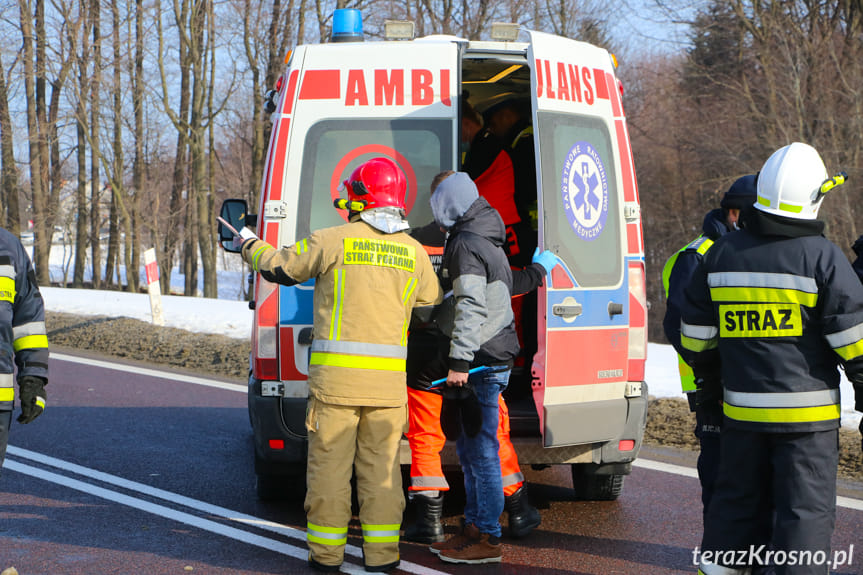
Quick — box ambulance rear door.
[528,31,636,449]
[272,39,460,386]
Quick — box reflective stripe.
[825,322,863,360]
[35,396,45,409]
[0,388,13,401]
[680,321,718,340]
[13,321,46,339]
[410,476,449,489]
[709,286,817,307]
[296,238,309,255]
[0,264,14,278]
[0,373,14,387]
[681,334,718,352]
[724,402,840,424]
[680,322,719,351]
[707,271,817,293]
[309,352,406,372]
[329,269,345,341]
[14,334,49,352]
[362,523,401,543]
[725,388,839,409]
[0,276,14,303]
[250,244,271,271]
[311,339,407,359]
[307,522,348,546]
[400,278,417,346]
[502,471,524,488]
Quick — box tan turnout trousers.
[304,397,407,568]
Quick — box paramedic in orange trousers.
[402,221,557,544]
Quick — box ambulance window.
[298,120,453,238]
[536,112,622,287]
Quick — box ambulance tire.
[256,469,307,501]
[570,465,624,501]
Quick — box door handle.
[608,302,624,316]
[552,303,583,318]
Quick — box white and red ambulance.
[219,11,648,501]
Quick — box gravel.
[46,311,863,480]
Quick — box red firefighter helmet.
[343,157,407,211]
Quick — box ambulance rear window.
[537,111,622,287]
[298,119,453,238]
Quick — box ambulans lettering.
[536,59,607,105]
[306,69,452,107]
[720,304,802,338]
[343,238,416,272]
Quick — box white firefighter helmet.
[754,142,828,220]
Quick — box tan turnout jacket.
[243,219,442,406]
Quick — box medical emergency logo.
[561,141,608,241]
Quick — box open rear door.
[267,39,461,385]
[528,31,635,449]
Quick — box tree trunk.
[0,52,20,235]
[90,0,102,288]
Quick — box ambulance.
[218,10,648,501]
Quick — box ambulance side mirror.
[218,199,254,253]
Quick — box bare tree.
[0,52,20,235]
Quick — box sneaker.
[438,532,502,564]
[429,522,479,555]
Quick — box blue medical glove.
[532,248,559,274]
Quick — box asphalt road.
[1,351,861,574]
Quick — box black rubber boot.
[403,493,445,544]
[504,485,541,538]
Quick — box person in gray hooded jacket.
[427,171,556,565]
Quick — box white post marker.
[143,248,165,326]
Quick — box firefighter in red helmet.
[239,156,443,573]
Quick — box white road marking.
[46,354,863,516]
[5,446,450,575]
[632,458,863,511]
[51,352,247,393]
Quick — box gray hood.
[430,172,479,230]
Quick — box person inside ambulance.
[484,97,540,376]
[681,143,863,575]
[460,98,524,264]
[403,214,554,545]
[662,175,757,519]
[237,157,443,573]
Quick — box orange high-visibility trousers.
[406,386,524,496]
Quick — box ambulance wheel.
[570,465,624,501]
[256,470,307,501]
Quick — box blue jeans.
[455,367,510,537]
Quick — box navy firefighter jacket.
[0,227,49,411]
[680,209,863,433]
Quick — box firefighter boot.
[403,492,445,544]
[504,485,541,538]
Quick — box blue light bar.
[332,9,363,43]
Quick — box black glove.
[18,375,47,424]
[693,374,722,408]
[440,384,483,440]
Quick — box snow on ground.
[40,285,862,430]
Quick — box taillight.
[628,261,647,381]
[253,277,279,380]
